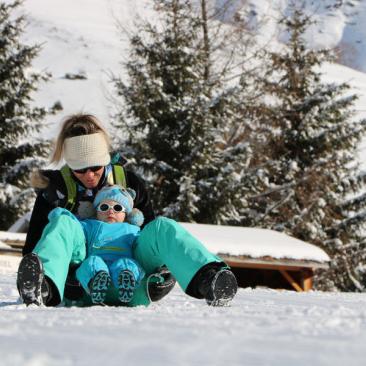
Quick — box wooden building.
[180,223,329,292]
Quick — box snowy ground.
[1,272,366,366]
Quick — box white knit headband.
[64,133,111,170]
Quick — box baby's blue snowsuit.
[76,217,145,293]
[47,208,144,296]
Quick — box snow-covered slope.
[216,0,366,72]
[20,0,156,134]
[1,272,366,366]
[19,0,366,137]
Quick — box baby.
[76,185,145,305]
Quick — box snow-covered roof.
[7,212,31,233]
[180,223,330,263]
[0,232,25,260]
[0,241,12,249]
[0,231,26,243]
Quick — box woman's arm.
[24,169,69,255]
[23,193,54,255]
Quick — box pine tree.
[197,78,265,225]
[0,1,53,229]
[113,0,258,224]
[246,6,366,291]
[113,0,211,220]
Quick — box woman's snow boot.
[188,263,238,306]
[17,253,48,306]
[204,269,238,306]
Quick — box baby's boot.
[89,270,111,305]
[117,270,136,303]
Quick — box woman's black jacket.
[24,166,155,255]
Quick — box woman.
[17,114,237,307]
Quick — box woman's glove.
[147,266,176,302]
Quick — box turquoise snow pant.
[33,214,221,307]
[76,256,145,292]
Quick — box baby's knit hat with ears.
[93,185,144,227]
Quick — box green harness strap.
[60,165,127,211]
[60,166,78,211]
[109,165,127,189]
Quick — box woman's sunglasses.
[97,203,126,213]
[72,166,103,174]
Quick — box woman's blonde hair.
[50,114,111,164]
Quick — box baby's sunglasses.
[97,203,126,213]
[72,166,103,174]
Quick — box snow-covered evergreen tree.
[201,78,265,225]
[113,0,258,224]
[0,0,53,229]
[247,6,366,291]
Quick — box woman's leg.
[32,208,86,301]
[134,217,222,291]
